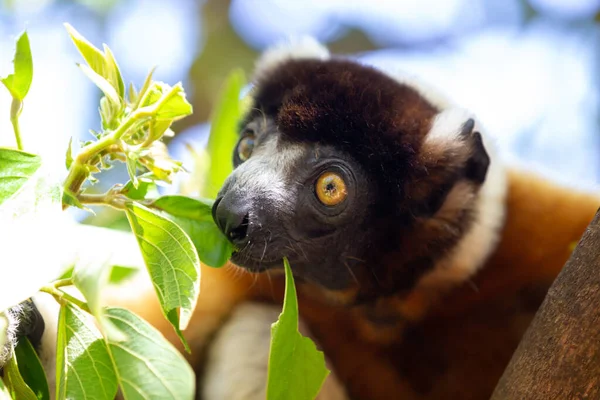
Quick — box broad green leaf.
[0,148,41,206]
[267,258,330,400]
[124,202,200,351]
[151,195,233,268]
[73,254,126,341]
[14,337,50,400]
[64,23,124,98]
[3,347,38,400]
[55,304,118,400]
[203,69,245,198]
[1,31,33,100]
[105,307,195,400]
[77,63,121,108]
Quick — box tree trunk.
[491,209,600,399]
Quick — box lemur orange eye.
[237,134,255,162]
[315,172,347,206]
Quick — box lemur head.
[213,38,507,305]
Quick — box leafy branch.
[0,24,329,400]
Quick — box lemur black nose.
[212,194,250,246]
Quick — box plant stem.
[10,98,24,150]
[53,278,74,288]
[78,192,127,210]
[39,285,90,313]
[61,107,152,211]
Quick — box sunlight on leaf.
[105,308,195,400]
[267,258,330,400]
[0,155,63,311]
[151,195,233,268]
[125,202,200,351]
[73,254,127,341]
[55,304,118,400]
[202,69,246,198]
[0,31,33,100]
[64,23,124,98]
[0,148,41,206]
[77,63,121,108]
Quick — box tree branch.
[491,209,600,399]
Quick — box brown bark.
[491,209,600,399]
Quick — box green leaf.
[124,202,200,351]
[3,346,38,400]
[73,254,126,341]
[55,304,118,400]
[105,307,195,400]
[203,69,245,198]
[266,258,330,400]
[131,67,156,110]
[108,265,139,284]
[77,63,121,108]
[153,83,193,121]
[151,195,233,268]
[121,178,158,201]
[64,23,124,98]
[13,337,50,400]
[65,137,74,170]
[0,378,11,399]
[125,156,139,189]
[102,44,125,98]
[0,148,41,206]
[1,31,33,100]
[62,189,93,214]
[137,82,192,122]
[57,265,139,285]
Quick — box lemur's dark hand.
[0,299,45,369]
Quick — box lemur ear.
[253,36,330,80]
[409,109,491,217]
[460,121,490,184]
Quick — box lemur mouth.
[230,251,284,273]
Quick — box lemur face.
[213,55,496,303]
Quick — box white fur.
[417,120,508,292]
[425,107,476,145]
[233,135,305,207]
[202,302,348,400]
[254,36,330,81]
[0,306,20,367]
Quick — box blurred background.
[1,0,599,227]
